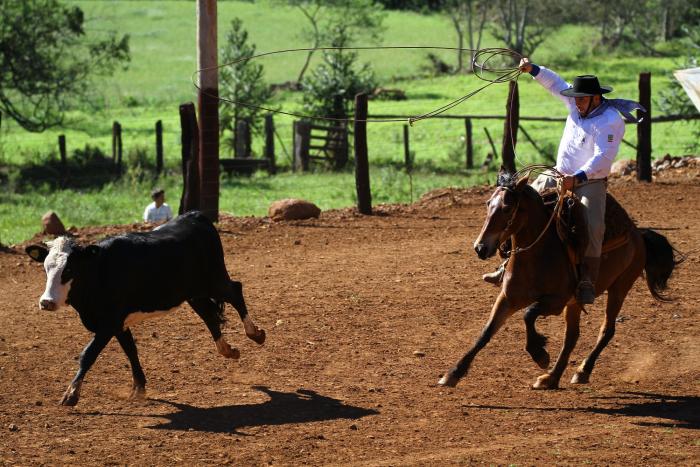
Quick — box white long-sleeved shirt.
[532,67,625,180]
[143,202,173,223]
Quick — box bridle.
[496,165,567,258]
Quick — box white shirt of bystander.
[143,202,173,223]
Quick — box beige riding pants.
[531,174,607,258]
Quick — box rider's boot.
[576,256,601,305]
[483,261,506,286]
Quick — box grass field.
[1,1,697,244]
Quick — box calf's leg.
[61,333,112,406]
[116,329,147,399]
[225,281,265,345]
[188,297,240,359]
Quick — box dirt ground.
[1,170,698,465]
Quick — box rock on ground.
[268,199,321,221]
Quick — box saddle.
[540,188,635,265]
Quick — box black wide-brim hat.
[560,75,613,97]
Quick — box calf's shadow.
[149,386,378,434]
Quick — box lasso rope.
[192,46,523,125]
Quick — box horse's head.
[473,169,530,260]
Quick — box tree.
[584,0,700,54]
[0,0,130,132]
[301,0,383,120]
[489,0,563,56]
[276,0,385,84]
[219,18,274,156]
[302,50,376,119]
[374,0,442,11]
[442,0,489,73]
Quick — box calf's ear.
[25,245,49,263]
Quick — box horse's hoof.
[438,373,459,387]
[130,385,146,400]
[248,328,266,345]
[571,371,590,384]
[532,373,559,390]
[527,347,550,370]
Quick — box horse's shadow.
[468,391,699,429]
[148,385,378,434]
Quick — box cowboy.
[483,58,645,305]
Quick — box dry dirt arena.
[1,172,698,465]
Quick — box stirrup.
[576,280,595,305]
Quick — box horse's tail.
[640,228,683,301]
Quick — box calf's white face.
[28,238,74,311]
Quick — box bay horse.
[438,169,680,389]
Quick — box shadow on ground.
[148,386,379,434]
[467,391,699,429]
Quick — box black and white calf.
[26,211,265,406]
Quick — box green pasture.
[0,1,697,244]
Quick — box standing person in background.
[143,188,173,223]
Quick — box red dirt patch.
[1,175,698,465]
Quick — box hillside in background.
[0,1,697,244]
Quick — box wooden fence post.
[637,72,652,182]
[155,120,163,174]
[235,119,251,159]
[403,124,412,171]
[264,114,276,175]
[197,0,219,222]
[179,103,200,214]
[58,134,67,168]
[501,81,519,174]
[484,127,498,168]
[354,93,372,215]
[465,117,473,169]
[293,120,310,171]
[112,120,122,167]
[112,121,122,172]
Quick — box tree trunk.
[452,15,464,74]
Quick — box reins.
[502,165,566,257]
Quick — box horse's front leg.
[438,292,516,387]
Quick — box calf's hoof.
[60,387,80,406]
[221,345,241,360]
[248,328,266,345]
[130,385,146,400]
[532,373,559,390]
[216,337,241,359]
[437,373,459,387]
[571,371,590,384]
